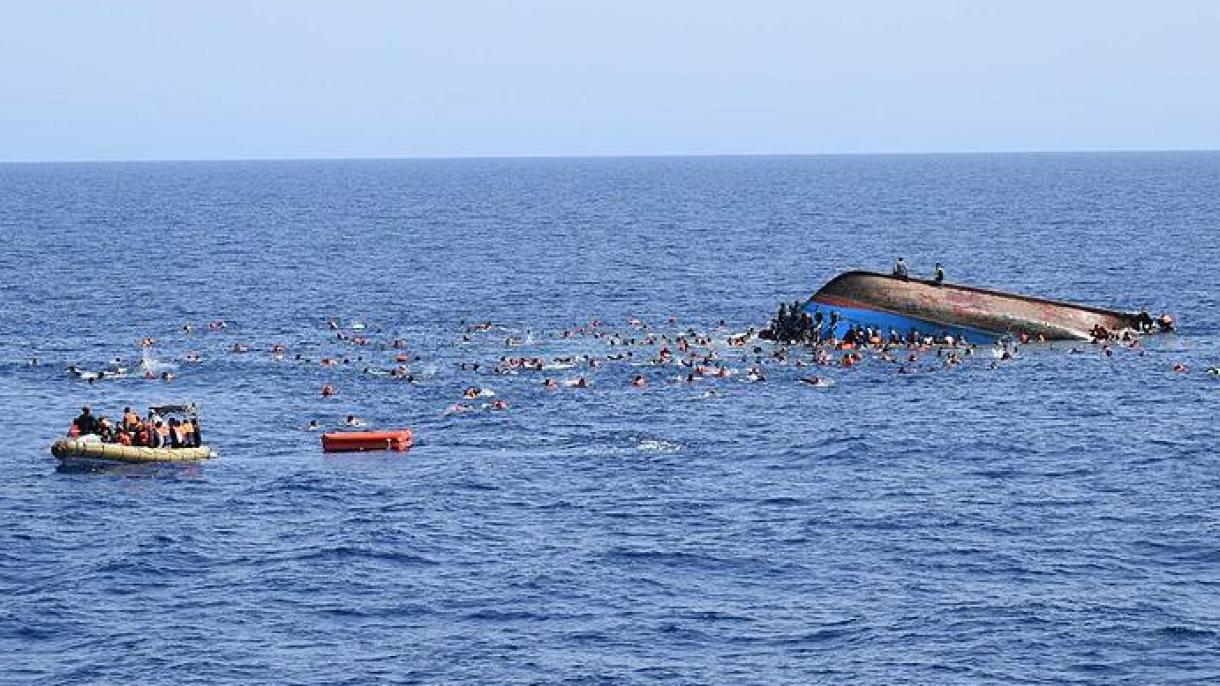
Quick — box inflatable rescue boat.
[51,403,214,465]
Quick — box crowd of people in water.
[51,275,1212,442]
[69,405,203,449]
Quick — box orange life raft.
[321,429,413,453]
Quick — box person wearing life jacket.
[122,407,140,432]
[179,418,196,447]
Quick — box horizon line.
[2,146,1218,165]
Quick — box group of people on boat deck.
[70,406,202,448]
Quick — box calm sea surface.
[1,154,1218,684]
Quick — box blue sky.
[1,1,1217,161]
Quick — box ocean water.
[1,153,1218,684]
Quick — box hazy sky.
[2,1,1218,161]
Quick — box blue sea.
[1,153,1218,684]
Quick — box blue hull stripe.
[803,302,1000,344]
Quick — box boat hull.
[51,439,215,463]
[807,271,1141,341]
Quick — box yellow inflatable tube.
[51,439,215,464]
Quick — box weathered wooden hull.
[807,271,1141,341]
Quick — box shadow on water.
[54,458,206,480]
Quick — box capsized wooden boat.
[807,271,1146,341]
[321,429,413,453]
[51,438,215,463]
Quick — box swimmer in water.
[1206,367,1219,376]
[489,399,509,411]
[320,384,337,397]
[571,377,589,388]
[632,374,647,388]
[447,402,473,414]
[1172,363,1188,373]
[543,378,559,390]
[345,415,366,427]
[307,419,320,431]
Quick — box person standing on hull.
[933,263,945,284]
[893,257,909,280]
